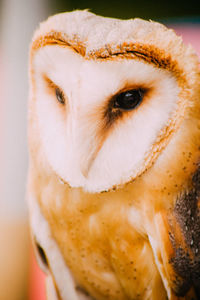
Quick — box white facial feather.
[33,46,179,192]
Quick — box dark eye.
[113,89,144,111]
[55,87,65,104]
[35,241,49,269]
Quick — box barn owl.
[27,10,200,300]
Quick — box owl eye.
[55,87,65,104]
[113,89,144,111]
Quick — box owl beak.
[80,150,98,178]
[79,129,107,179]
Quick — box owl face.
[33,47,180,192]
[30,13,192,193]
[28,10,200,300]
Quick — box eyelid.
[115,85,149,97]
[116,82,149,94]
[43,74,67,106]
[43,74,66,101]
[43,74,57,89]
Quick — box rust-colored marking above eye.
[31,31,86,56]
[31,31,186,86]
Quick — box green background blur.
[50,0,200,22]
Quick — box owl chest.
[38,179,165,300]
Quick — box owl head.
[28,9,199,194]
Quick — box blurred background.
[0,0,199,299]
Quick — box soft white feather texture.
[33,45,179,192]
